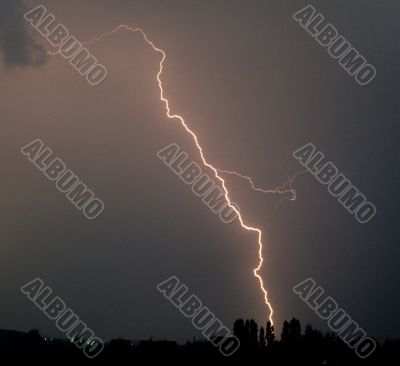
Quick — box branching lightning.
[219,169,308,202]
[49,24,305,325]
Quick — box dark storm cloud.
[0,0,47,67]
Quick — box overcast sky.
[1,0,399,342]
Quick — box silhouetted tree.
[245,320,250,336]
[25,329,44,357]
[249,319,258,348]
[259,326,266,349]
[266,321,275,346]
[281,320,290,344]
[289,318,301,341]
[233,318,246,346]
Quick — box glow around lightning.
[50,24,305,325]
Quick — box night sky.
[1,0,399,343]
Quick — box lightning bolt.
[48,24,303,325]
